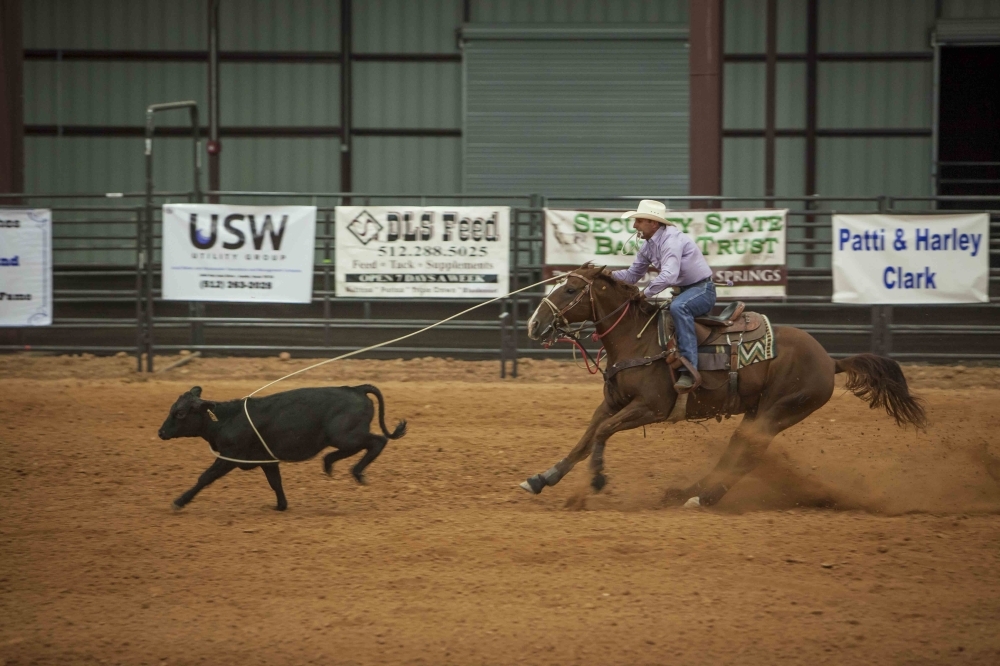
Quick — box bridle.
[538,272,599,336]
[538,271,633,375]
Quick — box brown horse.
[521,265,926,507]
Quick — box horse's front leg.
[520,401,615,494]
[587,399,665,493]
[521,398,662,495]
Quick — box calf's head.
[158,386,218,440]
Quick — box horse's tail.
[834,355,926,429]
[360,385,407,439]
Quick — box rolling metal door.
[462,25,689,197]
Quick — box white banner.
[833,213,989,304]
[544,209,788,297]
[162,204,316,303]
[0,209,52,326]
[335,207,510,298]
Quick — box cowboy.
[611,199,715,392]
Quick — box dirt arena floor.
[2,353,1000,666]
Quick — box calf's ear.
[196,399,217,412]
[189,386,203,397]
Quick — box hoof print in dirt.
[661,488,689,507]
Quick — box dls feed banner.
[335,207,510,298]
[833,213,989,304]
[544,209,787,298]
[162,204,316,303]
[0,209,52,326]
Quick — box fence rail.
[2,191,999,374]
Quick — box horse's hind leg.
[667,389,825,507]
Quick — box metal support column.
[871,196,894,356]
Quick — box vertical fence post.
[871,195,893,357]
[323,207,332,348]
[499,308,511,378]
[143,111,156,372]
[134,207,144,372]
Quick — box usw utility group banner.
[0,209,52,327]
[544,208,787,298]
[161,204,317,303]
[335,207,510,298]
[833,213,989,304]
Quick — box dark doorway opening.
[937,46,1000,205]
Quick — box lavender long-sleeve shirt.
[611,225,713,297]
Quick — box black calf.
[158,385,406,511]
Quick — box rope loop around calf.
[204,275,567,465]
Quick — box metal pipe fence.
[2,191,999,372]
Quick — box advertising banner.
[162,204,316,303]
[0,209,52,326]
[544,208,787,298]
[833,213,990,304]
[335,207,510,298]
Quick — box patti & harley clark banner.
[161,204,317,303]
[833,213,989,304]
[544,208,788,298]
[0,208,52,326]
[335,207,510,298]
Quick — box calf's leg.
[323,447,360,476]
[350,434,388,485]
[174,458,236,510]
[261,464,288,511]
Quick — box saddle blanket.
[696,314,777,372]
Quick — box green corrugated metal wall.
[22,0,1000,204]
[721,0,999,204]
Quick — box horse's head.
[528,265,638,342]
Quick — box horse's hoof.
[352,472,367,485]
[591,473,607,493]
[171,500,184,511]
[519,475,545,495]
[275,503,288,512]
[683,496,702,509]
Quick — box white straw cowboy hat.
[621,199,673,226]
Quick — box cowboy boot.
[673,370,694,393]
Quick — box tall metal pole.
[144,100,201,372]
[207,0,221,202]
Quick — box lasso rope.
[213,275,567,465]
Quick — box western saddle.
[658,300,767,350]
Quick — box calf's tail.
[360,385,407,439]
[835,354,926,429]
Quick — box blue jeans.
[669,279,717,371]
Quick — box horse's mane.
[574,263,658,317]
